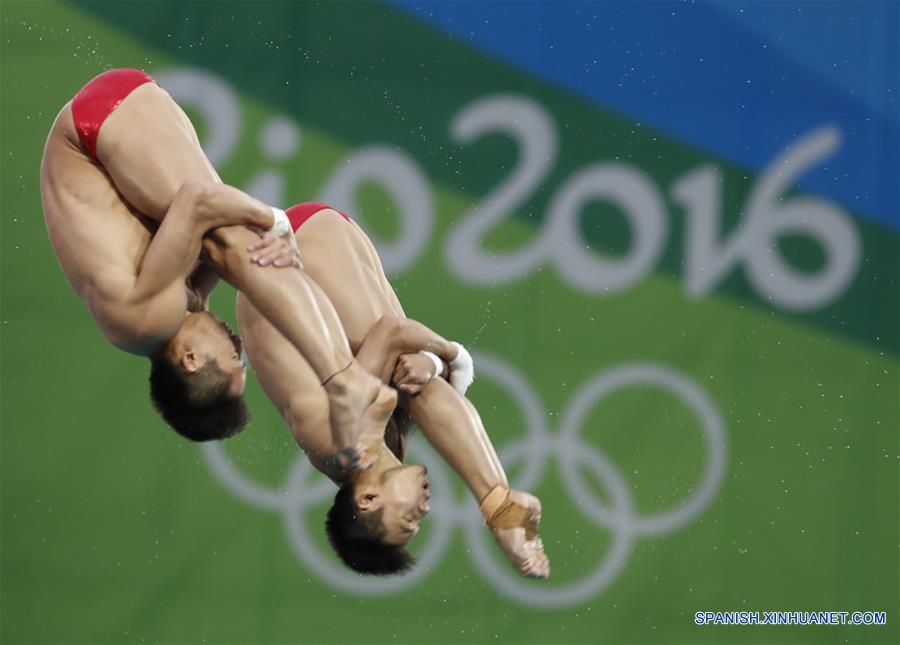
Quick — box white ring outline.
[201,354,728,608]
[557,363,728,535]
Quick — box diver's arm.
[127,180,273,308]
[354,315,457,383]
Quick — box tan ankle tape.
[321,360,354,387]
[479,485,509,523]
[480,485,538,539]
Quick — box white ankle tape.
[270,207,292,237]
[420,351,443,380]
[449,342,474,395]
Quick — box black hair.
[325,484,416,575]
[149,355,249,442]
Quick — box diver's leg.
[406,379,549,578]
[205,224,387,457]
[407,379,506,501]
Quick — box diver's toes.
[532,548,550,578]
[524,562,548,579]
[539,555,551,577]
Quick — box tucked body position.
[236,203,551,578]
[40,69,386,460]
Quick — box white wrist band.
[420,351,443,380]
[270,207,292,237]
[448,342,474,395]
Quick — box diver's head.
[325,464,430,574]
[149,312,249,441]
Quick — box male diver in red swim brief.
[234,202,550,578]
[41,68,388,461]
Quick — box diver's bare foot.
[324,361,385,468]
[360,385,398,439]
[337,386,399,472]
[490,490,550,578]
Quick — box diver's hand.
[392,353,440,395]
[247,230,302,268]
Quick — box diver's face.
[174,312,247,396]
[361,464,430,545]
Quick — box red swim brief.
[71,68,155,159]
[286,202,351,232]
